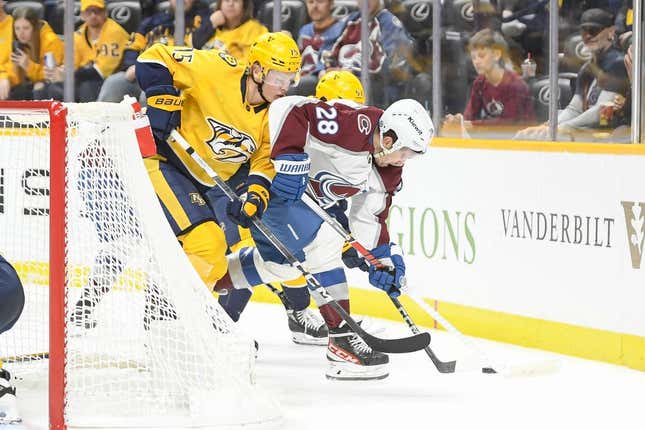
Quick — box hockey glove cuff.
[341,242,369,272]
[145,85,182,144]
[270,153,310,203]
[367,243,406,298]
[226,184,269,228]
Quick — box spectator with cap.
[43,0,130,101]
[515,8,629,141]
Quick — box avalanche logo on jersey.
[204,117,257,163]
[309,170,365,206]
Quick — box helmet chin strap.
[251,71,271,104]
[373,128,393,159]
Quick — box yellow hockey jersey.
[74,18,130,78]
[0,15,13,82]
[137,44,274,186]
[203,19,267,64]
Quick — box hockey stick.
[170,130,430,354]
[300,193,458,373]
[262,283,293,311]
[302,192,560,375]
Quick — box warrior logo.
[204,118,257,163]
[309,171,364,205]
[620,201,645,269]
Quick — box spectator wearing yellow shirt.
[192,0,267,63]
[44,0,130,101]
[7,6,63,100]
[0,0,14,100]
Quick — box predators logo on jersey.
[205,118,258,163]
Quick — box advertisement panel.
[361,146,645,337]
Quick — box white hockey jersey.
[268,96,404,249]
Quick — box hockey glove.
[341,242,369,272]
[226,184,269,228]
[270,153,310,203]
[145,85,182,144]
[367,243,405,298]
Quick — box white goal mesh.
[0,102,280,429]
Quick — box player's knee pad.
[179,221,228,288]
[0,260,25,334]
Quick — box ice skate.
[287,308,328,346]
[0,369,21,425]
[326,322,389,380]
[69,303,98,330]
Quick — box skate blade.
[325,361,389,381]
[291,332,328,346]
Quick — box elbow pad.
[145,85,182,143]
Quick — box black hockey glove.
[226,184,269,228]
[341,242,369,272]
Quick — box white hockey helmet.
[376,99,434,158]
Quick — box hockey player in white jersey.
[215,96,434,380]
[0,254,25,424]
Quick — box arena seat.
[529,73,577,122]
[107,1,142,33]
[331,0,358,20]
[5,1,45,19]
[257,0,307,35]
[48,0,82,35]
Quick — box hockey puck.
[482,367,496,374]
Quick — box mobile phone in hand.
[12,40,28,53]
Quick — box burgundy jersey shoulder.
[269,96,383,157]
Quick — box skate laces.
[348,333,373,354]
[294,309,325,331]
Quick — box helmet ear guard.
[375,99,434,159]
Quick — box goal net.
[0,101,280,429]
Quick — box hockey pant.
[145,157,228,287]
[206,184,311,320]
[222,199,350,328]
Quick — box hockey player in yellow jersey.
[135,32,301,289]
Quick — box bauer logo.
[620,201,645,269]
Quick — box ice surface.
[9,301,645,430]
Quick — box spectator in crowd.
[515,8,629,141]
[192,0,267,62]
[97,0,209,103]
[289,0,347,96]
[6,7,63,100]
[0,0,14,100]
[325,0,414,107]
[44,0,130,102]
[443,29,535,137]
